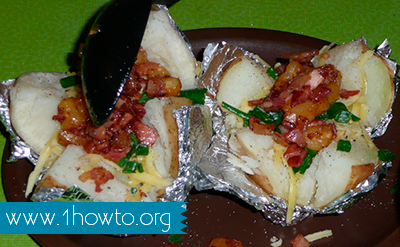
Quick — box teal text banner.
[0,202,187,234]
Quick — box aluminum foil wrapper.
[192,40,397,226]
[162,105,213,202]
[367,38,399,138]
[0,78,39,164]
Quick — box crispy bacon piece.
[284,128,307,148]
[290,234,311,247]
[205,237,243,247]
[132,121,158,146]
[79,167,114,192]
[249,116,275,135]
[284,143,303,159]
[281,49,319,63]
[340,89,360,99]
[287,148,308,168]
[54,46,178,163]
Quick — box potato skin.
[161,97,193,178]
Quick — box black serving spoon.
[82,0,179,126]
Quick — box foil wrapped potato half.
[209,39,395,223]
[9,6,199,202]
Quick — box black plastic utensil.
[81,0,152,126]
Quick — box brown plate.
[2,28,400,247]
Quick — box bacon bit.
[284,143,303,159]
[273,132,290,147]
[281,49,319,63]
[291,85,311,108]
[287,149,308,168]
[281,119,297,131]
[205,237,243,247]
[284,128,307,148]
[248,98,264,107]
[340,89,360,99]
[305,69,325,91]
[309,85,332,103]
[139,190,147,198]
[290,234,311,247]
[78,167,114,192]
[147,76,167,98]
[132,121,158,146]
[321,53,330,59]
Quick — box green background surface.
[0,0,399,246]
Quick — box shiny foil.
[0,78,39,164]
[191,40,398,226]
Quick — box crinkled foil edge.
[193,40,396,226]
[0,78,39,164]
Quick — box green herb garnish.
[222,102,283,128]
[292,149,318,174]
[168,234,183,244]
[267,66,279,80]
[60,75,81,88]
[117,133,149,168]
[337,139,352,152]
[378,149,395,162]
[130,187,138,195]
[316,102,360,123]
[138,93,153,104]
[179,88,208,104]
[123,161,144,174]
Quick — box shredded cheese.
[25,131,61,197]
[304,229,333,242]
[127,173,171,188]
[286,167,298,224]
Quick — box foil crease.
[0,78,39,164]
[162,105,213,202]
[31,187,66,202]
[193,41,396,226]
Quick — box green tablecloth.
[0,0,399,246]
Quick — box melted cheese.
[25,131,63,197]
[286,167,298,224]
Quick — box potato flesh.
[320,39,394,128]
[10,72,66,154]
[217,57,273,112]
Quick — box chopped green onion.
[136,145,149,156]
[117,133,148,168]
[222,102,283,129]
[123,161,144,173]
[391,184,398,194]
[293,149,318,174]
[249,106,283,126]
[168,234,183,244]
[60,75,80,88]
[337,139,352,152]
[130,187,138,195]
[179,88,208,104]
[221,102,251,121]
[316,102,360,123]
[378,149,395,162]
[138,93,153,104]
[267,66,279,80]
[334,110,352,123]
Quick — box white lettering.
[85,213,98,226]
[160,213,171,232]
[40,213,56,225]
[5,213,21,225]
[140,213,153,225]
